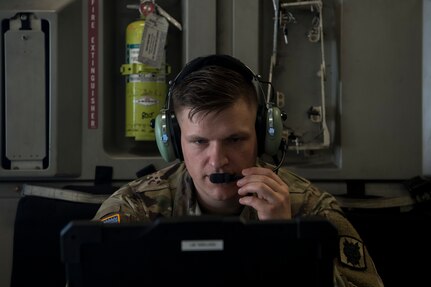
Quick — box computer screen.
[61,216,337,287]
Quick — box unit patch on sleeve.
[339,236,366,270]
[100,213,121,224]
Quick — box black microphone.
[210,139,288,184]
[209,173,244,184]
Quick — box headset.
[154,54,284,163]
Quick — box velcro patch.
[339,236,366,270]
[100,213,121,224]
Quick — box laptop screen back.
[61,216,337,287]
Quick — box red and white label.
[88,0,98,129]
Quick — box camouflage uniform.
[93,162,384,287]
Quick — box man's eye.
[229,137,242,143]
[193,139,207,145]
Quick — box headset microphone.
[209,173,244,184]
[209,138,288,184]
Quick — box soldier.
[93,54,384,287]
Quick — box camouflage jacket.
[93,162,384,287]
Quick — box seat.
[9,165,157,287]
[10,185,113,287]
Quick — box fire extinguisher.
[121,0,167,141]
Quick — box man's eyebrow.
[227,131,250,138]
[185,135,207,141]
[184,130,251,140]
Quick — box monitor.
[60,216,337,287]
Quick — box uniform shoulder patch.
[339,236,366,270]
[100,213,121,224]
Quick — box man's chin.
[209,185,240,201]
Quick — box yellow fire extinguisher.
[121,1,167,141]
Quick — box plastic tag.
[138,12,168,69]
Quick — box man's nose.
[208,142,228,169]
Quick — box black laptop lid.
[61,216,337,287]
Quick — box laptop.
[61,216,337,287]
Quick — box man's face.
[177,98,258,211]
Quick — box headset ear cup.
[169,114,184,161]
[256,105,266,156]
[155,113,177,162]
[264,106,283,156]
